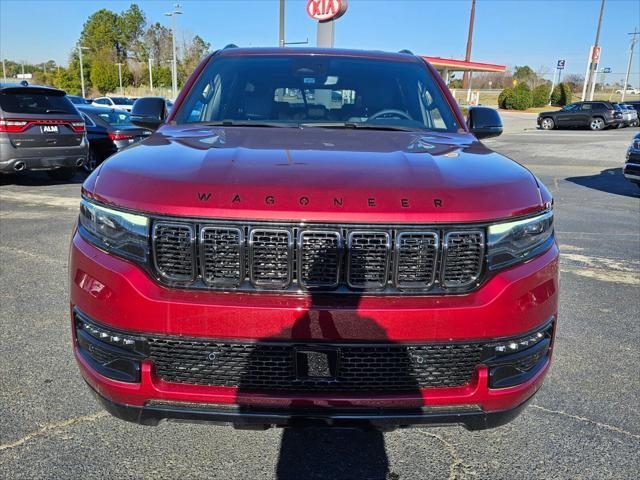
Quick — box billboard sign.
[306,0,348,22]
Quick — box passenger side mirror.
[467,107,503,140]
[131,97,168,130]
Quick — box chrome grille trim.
[394,231,439,290]
[248,228,294,289]
[441,231,485,288]
[152,222,196,282]
[298,230,343,288]
[346,231,392,290]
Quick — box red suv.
[70,47,558,430]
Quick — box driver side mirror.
[467,107,503,140]
[131,97,168,131]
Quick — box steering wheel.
[369,109,412,121]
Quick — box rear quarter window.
[0,90,78,115]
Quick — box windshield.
[0,90,78,114]
[96,110,132,126]
[174,55,461,132]
[112,97,134,105]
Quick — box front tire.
[589,117,605,131]
[540,117,555,130]
[47,167,77,181]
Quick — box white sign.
[16,73,32,79]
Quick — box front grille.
[249,229,293,288]
[442,231,484,288]
[347,231,391,289]
[148,338,484,391]
[152,223,195,281]
[150,220,486,294]
[201,227,243,287]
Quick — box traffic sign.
[603,67,611,73]
[557,60,566,70]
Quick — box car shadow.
[565,168,640,198]
[235,254,424,479]
[0,170,88,186]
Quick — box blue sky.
[1,0,639,84]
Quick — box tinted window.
[176,55,461,132]
[111,97,134,105]
[580,103,593,111]
[0,90,78,115]
[96,110,132,126]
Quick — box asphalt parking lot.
[1,118,639,479]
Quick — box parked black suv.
[538,101,623,131]
[0,84,88,179]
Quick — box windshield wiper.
[200,120,290,128]
[300,122,423,132]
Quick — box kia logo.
[306,0,348,22]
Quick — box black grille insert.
[152,223,195,281]
[442,231,485,288]
[249,229,293,289]
[201,227,243,287]
[395,232,439,289]
[298,230,342,288]
[347,231,391,289]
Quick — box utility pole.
[148,57,154,91]
[622,28,639,102]
[78,45,89,98]
[115,62,123,95]
[21,61,25,76]
[582,0,606,101]
[462,0,476,90]
[279,0,285,47]
[2,58,6,83]
[165,3,182,100]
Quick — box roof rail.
[398,49,414,55]
[223,44,239,50]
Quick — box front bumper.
[70,232,559,429]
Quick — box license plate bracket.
[295,348,339,379]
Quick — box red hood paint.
[85,125,543,223]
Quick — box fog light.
[78,318,146,355]
[491,324,552,356]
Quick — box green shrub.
[550,83,572,106]
[498,87,515,109]
[510,83,533,110]
[90,58,119,95]
[532,84,551,107]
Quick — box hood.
[85,125,544,223]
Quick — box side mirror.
[467,107,503,140]
[131,97,167,130]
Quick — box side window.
[580,103,593,111]
[418,81,447,129]
[81,113,95,127]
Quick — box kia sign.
[306,0,348,22]
[557,60,565,70]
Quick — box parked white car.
[91,96,135,112]
[615,88,640,95]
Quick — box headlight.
[78,198,149,262]
[487,210,554,270]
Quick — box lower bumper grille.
[148,338,485,391]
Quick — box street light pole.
[462,0,476,90]
[622,28,639,102]
[78,45,89,98]
[115,62,123,95]
[279,0,285,47]
[165,4,182,99]
[582,0,606,101]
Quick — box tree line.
[2,4,211,96]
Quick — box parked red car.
[70,47,558,430]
